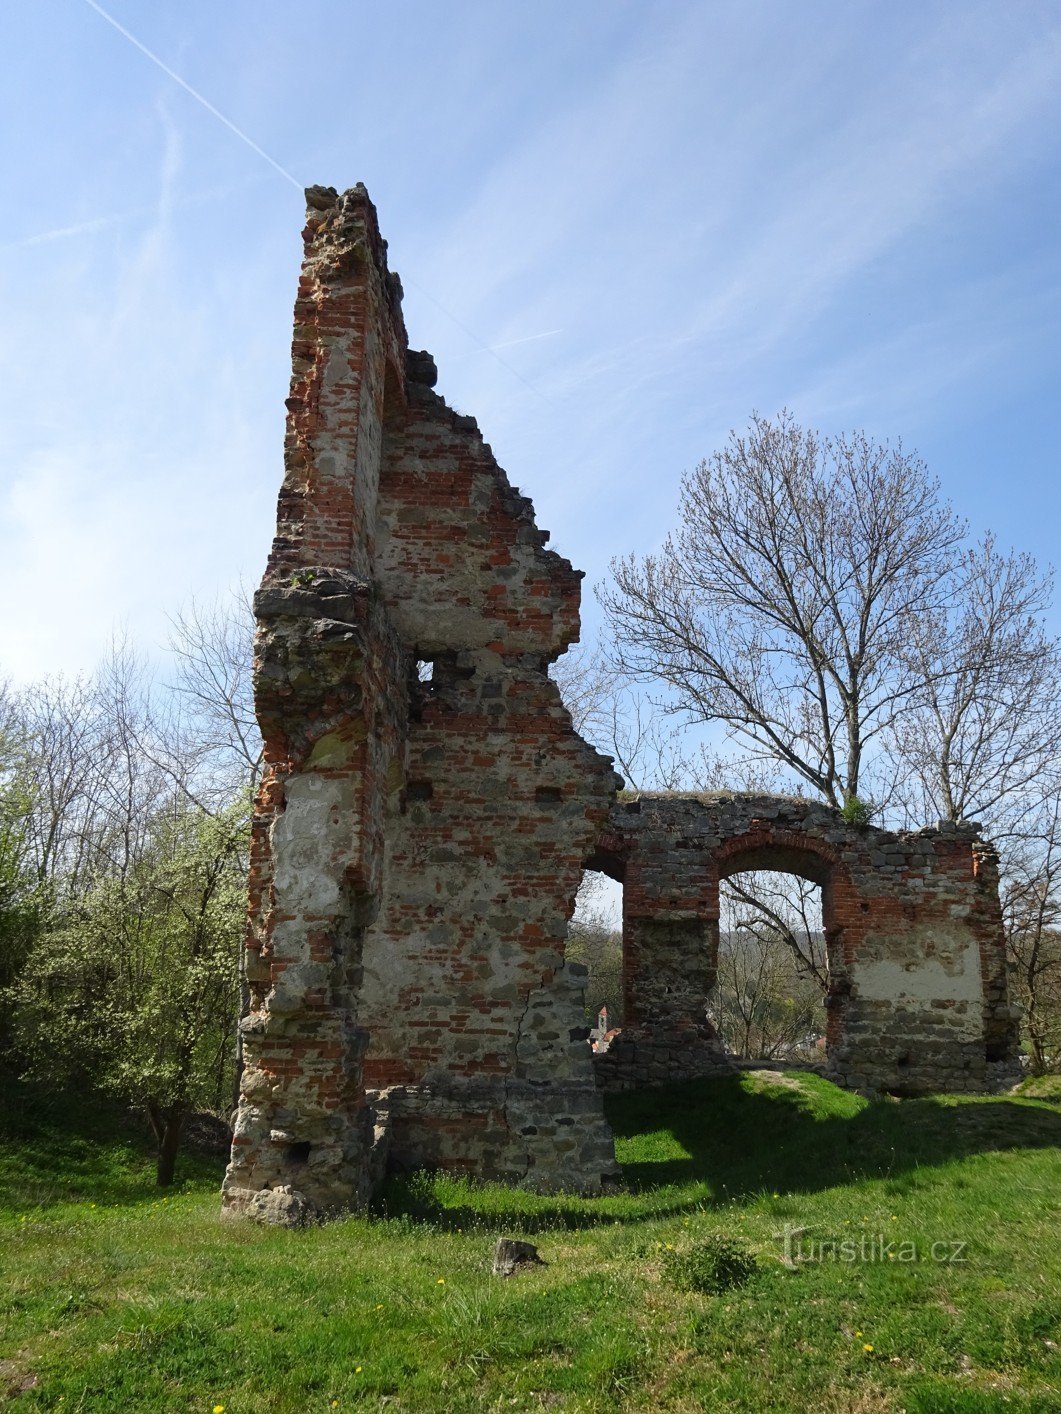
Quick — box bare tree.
[713,915,825,1061]
[552,645,691,791]
[1002,799,1061,1073]
[601,412,967,815]
[722,872,828,994]
[14,673,112,893]
[887,535,1061,831]
[165,587,262,804]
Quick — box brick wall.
[223,186,620,1220]
[592,794,1021,1095]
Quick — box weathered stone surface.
[590,793,1020,1096]
[223,188,1020,1221]
[244,1185,320,1228]
[493,1237,546,1277]
[223,186,621,1219]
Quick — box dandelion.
[213,1405,225,1413]
[891,1215,898,1222]
[855,1330,862,1337]
[436,1277,445,1285]
[355,1366,363,1374]
[375,1303,383,1310]
[863,1344,874,1353]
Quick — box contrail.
[1,175,268,254]
[82,0,302,191]
[485,329,563,353]
[449,328,562,363]
[4,212,125,250]
[80,0,551,402]
[405,276,555,404]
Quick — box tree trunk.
[232,943,249,1113]
[147,1099,186,1187]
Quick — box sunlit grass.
[2,1072,1059,1410]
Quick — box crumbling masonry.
[222,186,1020,1220]
[590,794,1020,1096]
[222,185,622,1219]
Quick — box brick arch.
[711,824,866,967]
[714,826,841,887]
[708,827,864,1056]
[584,828,628,884]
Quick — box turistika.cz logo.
[782,1225,969,1267]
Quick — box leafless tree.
[14,673,110,892]
[601,412,967,815]
[552,645,691,790]
[1002,799,1061,1073]
[713,916,825,1060]
[887,535,1061,832]
[165,586,262,804]
[722,871,828,994]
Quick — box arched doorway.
[714,867,826,1061]
[713,831,862,1068]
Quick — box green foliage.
[661,1233,759,1293]
[8,797,246,1133]
[840,794,874,827]
[565,918,623,1025]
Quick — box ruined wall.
[223,185,1021,1222]
[592,794,1020,1096]
[223,186,620,1220]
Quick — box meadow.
[2,1070,1059,1412]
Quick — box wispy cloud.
[3,1,1060,681]
[450,328,563,360]
[0,172,270,255]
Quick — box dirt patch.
[745,1068,804,1091]
[0,1359,39,1398]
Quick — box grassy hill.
[1,1072,1059,1412]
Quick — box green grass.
[1013,1072,1061,1104]
[1,1071,1060,1411]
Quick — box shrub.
[661,1235,759,1294]
[840,795,873,827]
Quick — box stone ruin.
[222,185,1021,1220]
[590,794,1019,1096]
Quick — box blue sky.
[1,0,1060,683]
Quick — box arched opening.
[713,869,827,1062]
[714,832,853,1068]
[567,848,625,1049]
